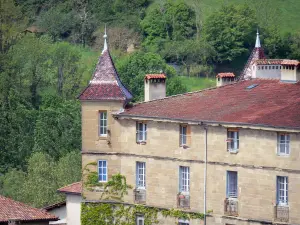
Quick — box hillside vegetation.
[0,0,300,208]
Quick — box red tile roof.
[216,73,235,78]
[255,59,283,65]
[281,59,300,66]
[58,182,82,195]
[0,195,57,222]
[117,79,300,130]
[78,50,132,102]
[145,74,166,80]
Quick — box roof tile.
[216,73,235,78]
[145,74,166,80]
[118,79,300,129]
[58,182,82,195]
[0,195,57,222]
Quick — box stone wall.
[81,108,300,224]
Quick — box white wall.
[255,65,281,79]
[66,194,82,225]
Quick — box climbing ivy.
[81,162,205,225]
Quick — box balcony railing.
[274,205,289,222]
[177,193,190,208]
[134,188,146,204]
[224,198,238,216]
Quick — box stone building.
[79,32,300,225]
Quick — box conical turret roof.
[240,31,265,80]
[78,49,133,102]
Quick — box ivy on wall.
[81,162,205,225]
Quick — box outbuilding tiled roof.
[255,59,300,66]
[58,182,82,195]
[78,50,132,102]
[117,79,300,130]
[0,195,57,222]
[145,74,166,80]
[216,73,235,78]
[281,59,300,66]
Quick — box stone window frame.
[226,171,238,199]
[136,122,147,144]
[277,133,290,156]
[98,160,108,182]
[178,219,189,225]
[277,176,288,206]
[99,111,108,138]
[227,128,239,153]
[179,166,190,194]
[136,161,146,189]
[179,124,191,147]
[136,215,144,225]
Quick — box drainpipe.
[204,126,208,225]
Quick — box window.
[179,166,190,193]
[136,162,146,189]
[179,125,191,147]
[277,176,288,205]
[99,111,107,137]
[262,66,264,70]
[227,129,239,152]
[98,160,107,182]
[136,216,144,225]
[276,66,278,69]
[136,122,147,143]
[277,133,290,155]
[227,171,238,198]
[178,219,189,225]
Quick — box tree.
[162,39,215,77]
[7,35,52,108]
[0,151,81,207]
[0,0,26,53]
[50,41,82,97]
[115,51,186,101]
[141,0,196,52]
[33,94,81,159]
[203,4,257,63]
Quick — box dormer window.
[99,111,107,137]
[136,122,147,143]
[277,133,290,156]
[227,129,239,153]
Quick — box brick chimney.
[144,74,166,101]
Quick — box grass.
[177,76,216,92]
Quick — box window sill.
[228,149,239,154]
[137,141,147,145]
[180,145,190,149]
[98,136,107,140]
[277,153,290,157]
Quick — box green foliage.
[141,1,196,51]
[141,0,196,52]
[81,173,204,225]
[204,4,257,63]
[0,0,26,53]
[115,51,186,101]
[0,151,81,207]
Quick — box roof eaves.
[114,114,300,132]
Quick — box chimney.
[216,73,236,87]
[144,74,166,101]
[280,60,300,83]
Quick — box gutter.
[203,126,208,225]
[113,114,300,133]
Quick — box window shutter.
[136,122,138,142]
[187,126,191,146]
[276,177,279,204]
[136,162,138,187]
[179,167,182,192]
[145,123,147,141]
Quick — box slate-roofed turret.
[78,27,132,103]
